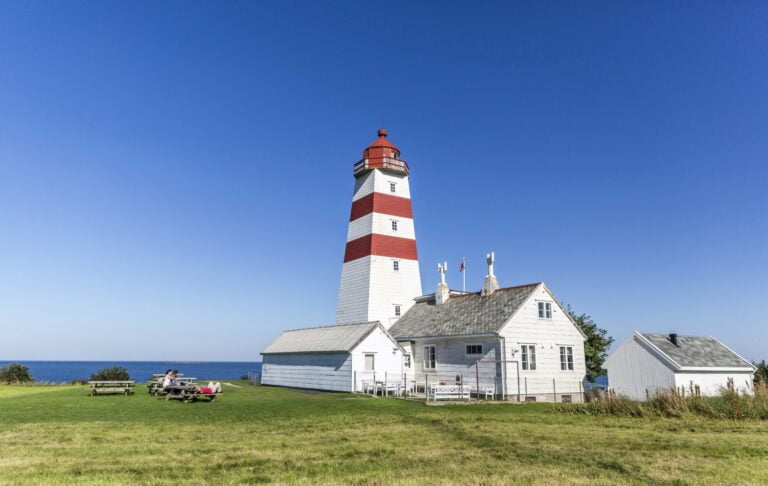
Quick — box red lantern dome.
[354,128,409,177]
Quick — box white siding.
[674,372,754,396]
[336,257,372,324]
[347,213,416,241]
[407,337,502,392]
[351,326,404,391]
[352,169,411,201]
[336,256,421,328]
[261,353,353,392]
[498,284,587,402]
[604,336,676,400]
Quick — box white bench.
[428,384,470,401]
[472,384,496,400]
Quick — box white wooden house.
[604,332,755,400]
[388,255,588,402]
[261,321,404,392]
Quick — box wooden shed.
[261,321,404,392]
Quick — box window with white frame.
[465,344,483,356]
[423,345,436,369]
[521,344,536,370]
[403,354,411,368]
[393,260,400,272]
[538,301,552,319]
[364,353,375,371]
[560,346,574,371]
[389,182,396,193]
[391,220,398,231]
[394,304,401,317]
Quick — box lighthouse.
[335,129,422,329]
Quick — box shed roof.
[637,333,754,369]
[262,321,382,354]
[388,283,540,339]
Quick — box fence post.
[524,377,528,396]
[354,371,357,393]
[553,378,557,403]
[475,361,480,401]
[579,380,583,403]
[425,374,428,402]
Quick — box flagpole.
[462,257,466,292]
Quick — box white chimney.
[436,261,450,305]
[481,251,500,296]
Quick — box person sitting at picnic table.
[162,370,174,391]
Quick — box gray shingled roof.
[388,284,540,339]
[639,333,753,369]
[262,321,380,354]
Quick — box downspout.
[500,336,507,400]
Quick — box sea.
[0,361,262,384]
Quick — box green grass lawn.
[1,383,767,485]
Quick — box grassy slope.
[0,383,767,485]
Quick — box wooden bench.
[89,381,135,396]
[428,384,470,401]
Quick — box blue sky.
[1,1,766,361]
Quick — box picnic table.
[147,374,197,396]
[164,384,221,403]
[89,381,135,396]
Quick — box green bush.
[0,363,34,383]
[90,366,130,381]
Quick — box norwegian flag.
[459,259,465,272]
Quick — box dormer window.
[389,182,396,193]
[538,302,552,319]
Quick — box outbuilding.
[604,332,755,400]
[261,321,405,392]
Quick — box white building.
[604,332,755,400]
[261,321,404,392]
[388,255,588,402]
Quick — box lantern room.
[353,129,409,177]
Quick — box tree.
[754,360,768,385]
[0,363,34,383]
[563,304,614,383]
[90,366,130,381]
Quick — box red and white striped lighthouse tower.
[336,129,422,329]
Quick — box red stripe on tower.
[343,234,418,262]
[349,193,413,221]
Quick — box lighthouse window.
[394,304,401,317]
[393,260,400,271]
[391,220,398,231]
[389,182,396,193]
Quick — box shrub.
[90,366,130,381]
[559,382,768,420]
[0,363,34,383]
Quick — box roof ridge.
[283,321,379,333]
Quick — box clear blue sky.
[1,1,766,362]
